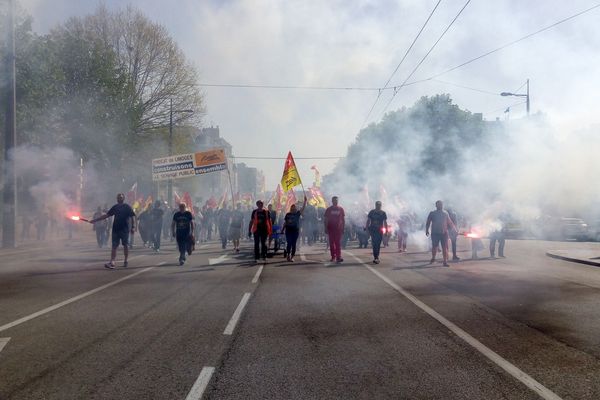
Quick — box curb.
[546,252,600,267]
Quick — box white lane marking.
[347,252,563,400]
[252,265,264,284]
[300,252,307,262]
[209,255,228,265]
[157,262,166,266]
[223,292,251,335]
[0,337,10,353]
[0,267,155,333]
[200,244,209,249]
[185,366,215,400]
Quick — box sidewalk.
[546,248,600,267]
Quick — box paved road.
[1,233,600,399]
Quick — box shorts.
[229,227,241,240]
[430,232,448,249]
[112,229,129,248]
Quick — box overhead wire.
[360,0,443,127]
[233,156,343,160]
[197,83,383,91]
[376,0,472,120]
[485,100,526,115]
[409,2,600,82]
[428,79,499,96]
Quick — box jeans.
[285,229,299,257]
[151,227,162,250]
[490,232,506,256]
[95,229,107,248]
[254,230,268,259]
[370,230,383,259]
[176,234,190,261]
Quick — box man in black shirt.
[217,206,231,249]
[171,203,195,265]
[366,201,388,264]
[90,193,136,269]
[248,200,272,263]
[149,200,164,252]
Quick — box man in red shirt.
[324,196,345,263]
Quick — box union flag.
[280,151,302,192]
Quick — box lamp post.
[501,79,530,116]
[2,0,17,248]
[167,99,194,207]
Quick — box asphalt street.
[1,232,600,399]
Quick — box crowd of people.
[83,192,507,269]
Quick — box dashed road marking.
[223,292,251,335]
[346,251,563,400]
[252,265,264,283]
[185,366,215,400]
[209,255,228,265]
[0,337,10,353]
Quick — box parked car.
[540,217,589,241]
[590,220,600,242]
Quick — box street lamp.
[500,79,530,116]
[168,98,194,207]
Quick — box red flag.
[218,190,228,209]
[144,195,153,210]
[126,182,137,204]
[182,192,194,214]
[206,196,217,209]
[274,184,284,212]
[285,190,297,213]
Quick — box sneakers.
[452,256,460,261]
[123,261,128,268]
[104,262,115,269]
[179,258,185,266]
[336,258,344,263]
[429,258,435,264]
[442,262,450,267]
[373,259,380,264]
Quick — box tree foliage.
[324,94,493,199]
[0,4,205,198]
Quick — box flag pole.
[226,165,235,208]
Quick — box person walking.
[324,196,345,263]
[171,203,195,266]
[490,227,506,258]
[92,206,108,248]
[282,196,307,262]
[89,193,136,269]
[447,208,460,261]
[229,203,244,253]
[149,200,164,252]
[217,206,231,249]
[366,201,388,264]
[425,200,456,267]
[248,200,272,263]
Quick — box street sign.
[152,148,227,181]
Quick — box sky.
[19,0,600,189]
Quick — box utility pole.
[3,0,17,248]
[167,99,173,208]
